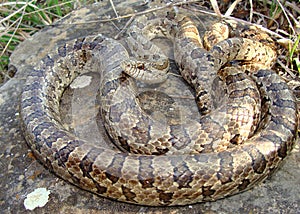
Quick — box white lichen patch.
[70,75,92,89]
[24,188,51,210]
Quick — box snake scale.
[20,9,298,206]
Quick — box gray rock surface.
[0,1,299,213]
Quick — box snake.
[20,9,298,206]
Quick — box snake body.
[20,10,298,206]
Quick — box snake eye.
[137,63,145,70]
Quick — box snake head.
[121,58,169,84]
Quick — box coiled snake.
[20,9,298,206]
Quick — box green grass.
[0,0,299,83]
[290,34,300,71]
[0,0,80,81]
[267,0,300,73]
